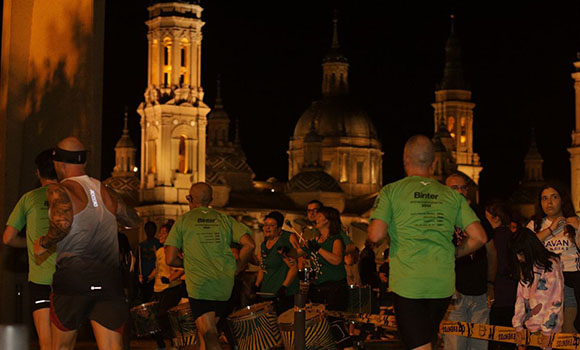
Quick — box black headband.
[53,147,87,164]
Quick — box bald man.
[165,182,255,350]
[33,136,140,350]
[368,135,487,350]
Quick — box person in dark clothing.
[378,248,392,312]
[444,172,498,350]
[359,239,379,289]
[485,200,517,350]
[138,221,162,303]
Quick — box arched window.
[447,116,456,139]
[178,136,187,173]
[460,117,467,144]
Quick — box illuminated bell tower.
[137,1,210,205]
[569,56,580,213]
[432,14,482,184]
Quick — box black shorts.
[188,298,229,321]
[29,282,51,312]
[50,293,128,333]
[393,293,451,349]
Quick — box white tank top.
[56,175,119,268]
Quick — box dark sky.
[102,1,580,205]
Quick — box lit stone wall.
[0,0,104,323]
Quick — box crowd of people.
[2,134,580,350]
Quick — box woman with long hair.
[510,228,564,349]
[305,206,353,350]
[527,182,580,332]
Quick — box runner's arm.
[2,226,26,248]
[368,219,389,244]
[165,245,183,267]
[34,184,73,255]
[236,233,256,274]
[455,221,487,258]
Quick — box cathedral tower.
[137,1,210,205]
[569,57,580,212]
[432,15,482,183]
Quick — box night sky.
[101,1,580,206]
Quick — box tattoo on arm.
[42,185,74,249]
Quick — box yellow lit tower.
[137,0,210,216]
[569,56,580,213]
[432,14,482,184]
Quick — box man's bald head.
[403,135,435,171]
[189,182,213,206]
[57,136,86,152]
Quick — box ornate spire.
[331,9,340,49]
[116,106,135,149]
[215,75,223,109]
[322,10,349,97]
[439,13,467,90]
[323,9,347,64]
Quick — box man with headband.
[33,136,140,350]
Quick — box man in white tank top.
[33,136,140,350]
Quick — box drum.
[168,302,198,347]
[347,285,371,313]
[130,301,161,338]
[227,302,282,350]
[277,303,336,350]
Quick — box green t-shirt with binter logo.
[369,176,479,299]
[165,207,252,301]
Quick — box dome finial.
[215,74,223,108]
[123,106,129,135]
[450,12,455,34]
[331,9,340,49]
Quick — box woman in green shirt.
[254,211,299,314]
[305,206,353,350]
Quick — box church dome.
[286,171,343,193]
[103,175,140,207]
[293,96,377,140]
[206,153,254,175]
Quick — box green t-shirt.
[165,207,252,301]
[259,231,299,297]
[369,176,479,299]
[310,234,347,285]
[6,186,56,285]
[311,227,353,248]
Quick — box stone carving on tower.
[288,12,382,200]
[432,14,482,184]
[569,56,580,213]
[137,1,210,207]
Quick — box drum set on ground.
[129,294,403,350]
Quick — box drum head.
[277,303,324,326]
[130,301,158,312]
[228,302,273,320]
[169,302,191,314]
